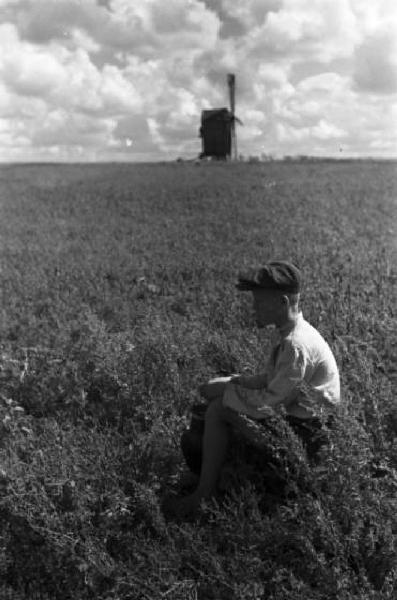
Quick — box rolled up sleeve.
[223,342,306,418]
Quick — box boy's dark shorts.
[225,410,333,460]
[181,403,334,476]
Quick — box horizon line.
[1,156,397,166]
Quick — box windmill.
[199,73,241,160]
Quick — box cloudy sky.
[0,0,396,161]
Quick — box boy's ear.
[281,294,289,306]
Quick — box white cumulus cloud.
[0,0,395,160]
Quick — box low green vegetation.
[0,161,396,599]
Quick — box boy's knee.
[198,376,235,401]
[199,383,220,402]
[198,382,211,399]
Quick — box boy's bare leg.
[195,397,230,497]
[166,397,230,517]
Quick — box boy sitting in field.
[165,260,341,518]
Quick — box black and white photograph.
[0,1,396,599]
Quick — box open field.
[0,161,396,599]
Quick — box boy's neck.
[275,307,300,331]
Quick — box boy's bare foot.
[162,492,202,520]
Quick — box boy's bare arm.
[232,373,268,389]
[199,372,268,401]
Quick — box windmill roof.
[201,108,232,123]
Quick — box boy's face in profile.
[252,289,284,328]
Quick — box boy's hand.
[199,375,239,400]
[230,375,253,387]
[230,373,268,390]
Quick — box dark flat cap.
[236,261,302,293]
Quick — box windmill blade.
[227,73,235,115]
[227,73,237,159]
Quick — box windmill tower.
[199,73,241,160]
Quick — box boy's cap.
[236,261,302,293]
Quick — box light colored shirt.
[223,312,340,419]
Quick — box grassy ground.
[0,161,396,599]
